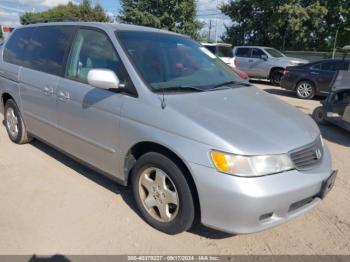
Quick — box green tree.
[220,0,350,51]
[20,0,111,25]
[119,0,202,39]
[0,28,3,40]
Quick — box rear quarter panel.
[0,46,22,114]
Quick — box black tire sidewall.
[313,106,327,124]
[4,100,24,143]
[296,81,315,99]
[131,152,195,235]
[271,69,283,86]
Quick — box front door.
[56,28,133,177]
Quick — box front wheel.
[270,69,284,86]
[131,152,195,234]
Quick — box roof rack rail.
[24,17,79,25]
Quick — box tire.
[131,152,195,235]
[296,81,316,99]
[270,69,284,86]
[312,106,328,125]
[4,99,32,144]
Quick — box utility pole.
[214,0,219,43]
[208,19,212,42]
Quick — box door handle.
[43,86,54,96]
[311,72,320,75]
[57,90,70,102]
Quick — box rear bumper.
[189,146,334,234]
[280,78,295,91]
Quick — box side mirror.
[261,54,268,61]
[87,69,120,90]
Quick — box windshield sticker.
[199,47,217,59]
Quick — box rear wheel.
[296,81,315,99]
[313,106,328,125]
[131,152,195,235]
[270,69,284,86]
[4,99,32,144]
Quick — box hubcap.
[297,83,313,98]
[6,108,19,138]
[138,167,179,222]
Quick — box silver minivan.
[0,22,336,235]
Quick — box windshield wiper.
[154,86,205,93]
[211,80,252,90]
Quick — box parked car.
[233,46,308,85]
[313,70,350,131]
[0,22,336,235]
[281,59,350,99]
[202,42,249,80]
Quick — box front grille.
[289,137,323,170]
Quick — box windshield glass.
[264,48,285,58]
[116,31,244,92]
[216,46,233,58]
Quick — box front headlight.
[210,151,294,177]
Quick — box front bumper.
[189,146,334,234]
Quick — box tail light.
[283,70,289,76]
[2,26,10,33]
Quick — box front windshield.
[264,48,285,58]
[116,31,244,92]
[216,46,233,58]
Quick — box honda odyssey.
[0,22,336,235]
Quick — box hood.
[277,56,309,65]
[165,86,320,155]
[331,70,350,92]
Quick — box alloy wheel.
[138,167,179,223]
[6,107,19,139]
[297,82,313,98]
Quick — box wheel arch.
[1,92,14,111]
[268,67,285,79]
[124,141,201,219]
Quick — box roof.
[233,46,274,49]
[15,21,183,36]
[201,42,231,47]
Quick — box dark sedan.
[281,59,350,99]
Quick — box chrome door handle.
[43,86,54,96]
[57,90,70,102]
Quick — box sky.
[0,0,231,40]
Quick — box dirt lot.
[0,82,349,255]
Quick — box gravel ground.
[0,82,349,255]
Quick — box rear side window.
[235,48,251,58]
[321,61,346,72]
[3,27,34,67]
[29,26,74,76]
[204,45,217,55]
